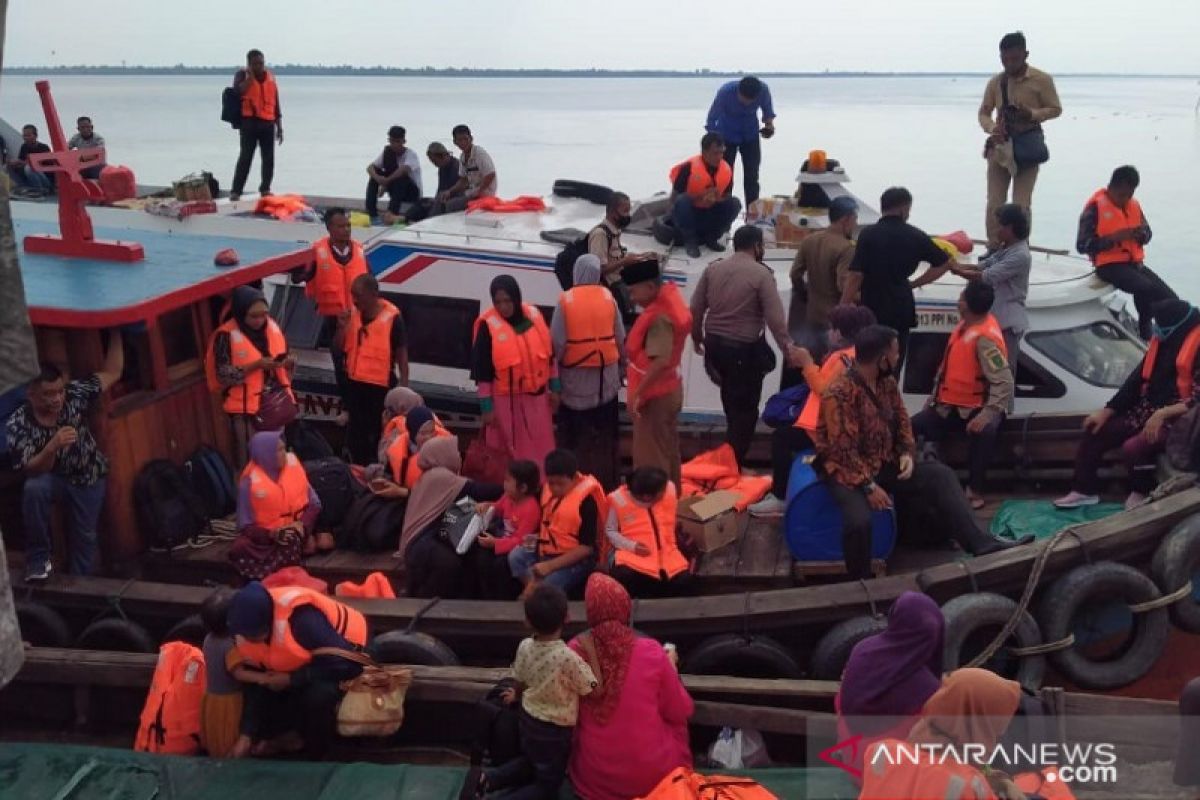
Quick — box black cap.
[620,256,661,286]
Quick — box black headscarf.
[489,275,526,325]
[232,285,271,356]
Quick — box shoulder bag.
[311,647,413,737]
[1001,76,1050,168]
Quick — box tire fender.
[941,592,1045,692]
[809,616,888,681]
[551,180,614,206]
[368,630,460,666]
[1150,512,1200,633]
[76,617,158,653]
[162,614,207,647]
[15,601,72,648]
[682,633,802,679]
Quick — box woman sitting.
[567,574,693,800]
[397,436,502,598]
[371,404,451,501]
[229,431,327,581]
[376,386,424,464]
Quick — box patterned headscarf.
[581,573,637,725]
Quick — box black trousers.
[895,326,911,378]
[464,544,520,600]
[485,709,574,800]
[344,379,389,465]
[1096,262,1178,340]
[232,117,276,195]
[703,334,769,467]
[723,137,763,205]
[610,565,694,599]
[910,407,1002,493]
[365,175,421,217]
[771,425,813,499]
[557,399,619,491]
[825,460,992,579]
[406,532,464,598]
[241,680,343,758]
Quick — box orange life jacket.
[627,282,691,409]
[858,739,994,800]
[236,586,368,673]
[678,444,772,511]
[1088,188,1145,268]
[335,571,397,599]
[539,473,606,557]
[134,641,206,755]
[1141,325,1200,401]
[610,483,689,580]
[1014,768,1078,800]
[669,155,734,209]
[385,418,451,488]
[935,314,1008,409]
[637,767,779,800]
[345,298,400,387]
[254,194,309,220]
[466,195,547,213]
[308,237,368,316]
[243,453,311,531]
[559,285,620,369]
[795,347,854,432]
[204,317,294,416]
[473,305,553,396]
[241,70,278,121]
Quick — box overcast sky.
[4,0,1198,74]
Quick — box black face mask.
[615,214,632,229]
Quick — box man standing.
[7,332,124,580]
[336,275,408,465]
[815,325,1025,579]
[230,49,283,201]
[911,282,1013,510]
[436,125,497,214]
[623,258,691,488]
[669,133,742,258]
[790,196,858,360]
[365,126,422,224]
[841,187,952,374]
[68,116,106,179]
[552,254,625,491]
[691,225,794,467]
[978,31,1061,251]
[705,75,776,206]
[1077,165,1176,341]
[5,125,52,193]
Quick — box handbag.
[311,648,413,737]
[439,497,480,553]
[462,422,511,485]
[254,386,299,431]
[1000,76,1049,168]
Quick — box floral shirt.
[6,375,108,486]
[513,637,597,728]
[814,367,914,488]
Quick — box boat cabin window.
[1026,322,1144,388]
[111,326,154,400]
[270,285,325,350]
[383,292,480,370]
[160,306,201,380]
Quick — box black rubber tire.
[551,180,613,206]
[652,214,682,246]
[942,592,1045,692]
[1150,513,1200,633]
[682,633,802,679]
[809,616,888,680]
[368,630,460,666]
[1038,562,1170,690]
[15,601,72,648]
[75,617,158,653]
[162,614,207,647]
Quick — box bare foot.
[229,734,253,759]
[965,488,986,511]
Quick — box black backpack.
[134,460,210,550]
[337,493,407,552]
[553,225,612,291]
[183,446,238,519]
[469,678,522,768]
[303,457,362,531]
[220,86,242,129]
[285,420,335,462]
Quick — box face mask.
[615,214,632,229]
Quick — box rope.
[1130,581,1194,613]
[958,559,980,595]
[1008,634,1075,657]
[859,579,880,618]
[741,592,753,640]
[404,596,441,634]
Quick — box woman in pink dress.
[568,574,693,800]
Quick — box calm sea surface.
[3,74,1198,292]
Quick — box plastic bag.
[707,727,770,770]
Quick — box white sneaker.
[1053,491,1100,509]
[24,561,51,582]
[749,494,787,517]
[1124,492,1147,511]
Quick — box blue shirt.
[705,80,775,145]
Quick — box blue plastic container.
[784,451,896,562]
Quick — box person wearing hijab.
[376,386,424,462]
[567,574,693,800]
[370,401,450,499]
[207,285,295,466]
[398,435,502,598]
[835,592,944,778]
[1057,298,1200,510]
[550,254,626,491]
[471,274,559,468]
[228,430,326,581]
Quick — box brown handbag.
[311,648,413,737]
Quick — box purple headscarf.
[839,591,944,732]
[248,430,285,480]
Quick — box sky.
[3,0,1198,75]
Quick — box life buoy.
[1037,562,1169,689]
[1149,512,1200,634]
[368,630,460,666]
[552,180,614,206]
[76,617,158,653]
[15,601,71,648]
[809,615,888,681]
[162,614,208,648]
[683,633,802,679]
[941,592,1045,692]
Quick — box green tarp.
[989,499,1124,541]
[0,743,860,800]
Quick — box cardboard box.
[677,490,747,553]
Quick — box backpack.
[553,225,613,291]
[134,460,210,550]
[184,446,238,519]
[468,678,522,768]
[338,492,407,552]
[304,456,362,531]
[286,419,335,462]
[134,641,206,755]
[220,86,242,129]
[760,384,811,429]
[638,768,779,800]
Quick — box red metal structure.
[22,80,145,262]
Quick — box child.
[470,460,541,599]
[199,587,283,758]
[483,583,599,799]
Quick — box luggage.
[285,420,335,461]
[134,641,206,755]
[134,460,210,550]
[552,224,611,291]
[183,446,238,519]
[220,86,242,129]
[783,451,896,562]
[760,384,810,429]
[311,648,412,737]
[303,457,361,531]
[338,492,407,552]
